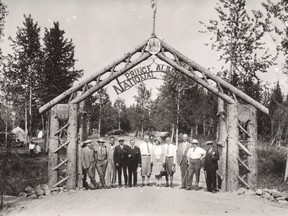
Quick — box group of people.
[81,133,220,193]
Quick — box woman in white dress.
[152,137,166,186]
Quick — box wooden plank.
[238,141,251,156]
[226,103,239,191]
[53,140,70,153]
[237,175,250,189]
[66,104,78,189]
[54,123,70,136]
[52,176,69,188]
[48,106,59,188]
[156,53,235,104]
[237,157,251,172]
[53,158,69,171]
[71,52,151,104]
[161,41,269,115]
[39,39,149,114]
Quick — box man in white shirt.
[164,137,177,188]
[186,139,206,190]
[139,134,153,186]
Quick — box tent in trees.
[11,126,27,143]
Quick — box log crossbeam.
[237,175,250,189]
[53,158,69,171]
[54,140,70,153]
[238,141,251,156]
[237,157,251,172]
[55,123,70,136]
[52,176,69,188]
[238,123,251,137]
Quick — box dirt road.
[2,184,288,216]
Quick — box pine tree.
[41,21,83,104]
[4,15,43,137]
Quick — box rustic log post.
[217,98,227,191]
[66,103,78,189]
[48,106,59,188]
[247,105,257,189]
[285,149,288,182]
[226,103,239,191]
[77,99,87,188]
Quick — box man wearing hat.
[81,139,97,189]
[186,139,206,190]
[204,141,219,193]
[93,138,108,189]
[113,137,130,187]
[177,134,192,189]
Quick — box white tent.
[11,126,27,143]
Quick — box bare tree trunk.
[195,124,198,137]
[118,112,121,130]
[285,148,288,182]
[190,127,193,139]
[141,114,144,138]
[25,101,28,145]
[98,106,102,137]
[171,124,175,142]
[176,91,180,149]
[29,86,32,137]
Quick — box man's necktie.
[193,147,196,152]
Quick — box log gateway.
[112,64,175,95]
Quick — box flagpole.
[152,10,156,37]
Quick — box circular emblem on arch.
[146,37,161,55]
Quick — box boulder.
[29,194,37,199]
[244,190,255,196]
[63,188,69,192]
[237,188,247,195]
[41,184,50,191]
[18,192,27,198]
[255,189,263,196]
[51,187,61,192]
[271,190,282,199]
[35,188,44,197]
[278,200,288,205]
[262,193,273,200]
[27,190,35,197]
[44,190,51,196]
[35,185,41,190]
[276,196,286,201]
[24,186,33,193]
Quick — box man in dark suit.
[113,137,130,187]
[177,134,192,189]
[128,139,141,187]
[204,141,220,193]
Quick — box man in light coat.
[177,134,192,189]
[81,139,97,189]
[105,136,117,188]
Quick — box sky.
[1,0,287,105]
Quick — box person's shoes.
[118,185,122,188]
[179,186,185,189]
[195,186,200,191]
[141,184,145,187]
[165,183,169,187]
[185,187,192,190]
[170,184,174,188]
[212,189,218,193]
[147,183,151,186]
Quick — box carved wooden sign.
[238,105,251,123]
[112,64,175,95]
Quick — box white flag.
[151,0,157,13]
